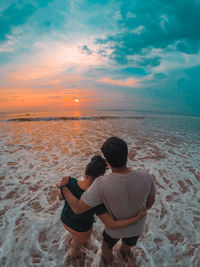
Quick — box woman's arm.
[98,207,147,230]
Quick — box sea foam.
[0,112,200,266]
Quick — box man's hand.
[61,176,71,186]
[146,194,155,209]
[62,187,92,214]
[56,183,61,188]
[56,176,70,201]
[136,207,147,219]
[56,183,64,200]
[57,189,64,200]
[56,176,70,189]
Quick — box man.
[61,137,155,264]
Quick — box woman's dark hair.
[101,137,128,168]
[85,155,107,179]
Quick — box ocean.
[0,110,200,267]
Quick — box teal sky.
[0,0,200,114]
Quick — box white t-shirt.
[81,169,156,238]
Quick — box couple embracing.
[57,137,155,265]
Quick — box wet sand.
[0,113,200,266]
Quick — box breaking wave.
[6,116,145,122]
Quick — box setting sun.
[74,99,79,103]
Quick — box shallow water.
[0,111,200,267]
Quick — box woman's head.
[85,155,107,179]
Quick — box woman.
[57,155,147,258]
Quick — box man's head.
[101,137,128,168]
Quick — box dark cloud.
[0,1,67,43]
[35,0,55,8]
[0,3,36,42]
[137,57,161,67]
[180,66,200,114]
[121,67,147,76]
[153,73,167,80]
[176,40,200,54]
[134,66,200,115]
[83,65,147,80]
[97,48,108,57]
[87,0,109,5]
[30,0,69,33]
[96,0,200,65]
[81,45,92,55]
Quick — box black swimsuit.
[61,178,107,232]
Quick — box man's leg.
[102,240,113,264]
[119,241,131,259]
[120,236,139,260]
[102,231,119,264]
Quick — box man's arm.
[146,194,155,209]
[56,183,64,200]
[99,207,147,229]
[62,187,92,214]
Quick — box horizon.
[1,108,200,118]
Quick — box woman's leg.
[62,224,92,258]
[69,237,84,258]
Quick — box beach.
[0,110,200,267]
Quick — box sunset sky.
[0,0,200,114]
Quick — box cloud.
[96,0,200,66]
[0,0,200,115]
[81,45,92,55]
[0,52,14,65]
[131,65,200,115]
[34,0,55,8]
[2,39,104,85]
[0,3,36,42]
[98,77,138,87]
[138,56,161,67]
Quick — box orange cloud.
[0,87,97,112]
[5,41,103,83]
[99,77,138,87]
[0,40,133,112]
[0,85,132,112]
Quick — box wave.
[6,116,145,122]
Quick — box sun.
[74,99,79,103]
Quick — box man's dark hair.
[85,155,107,179]
[101,137,128,168]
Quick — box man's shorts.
[103,231,139,249]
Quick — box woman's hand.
[136,207,147,219]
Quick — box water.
[0,110,200,267]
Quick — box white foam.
[0,112,200,266]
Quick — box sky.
[0,0,200,115]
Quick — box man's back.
[81,168,155,238]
